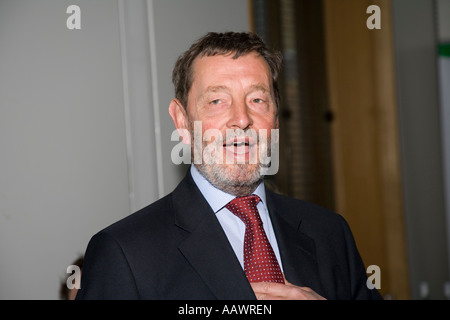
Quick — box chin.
[198,163,263,190]
[222,164,261,183]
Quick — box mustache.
[202,128,260,145]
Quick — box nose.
[226,100,253,129]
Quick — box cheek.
[197,122,226,145]
[202,118,227,137]
[254,115,277,131]
[201,121,219,131]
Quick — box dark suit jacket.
[76,170,382,300]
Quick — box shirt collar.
[190,165,267,213]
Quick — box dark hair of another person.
[59,255,84,300]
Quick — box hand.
[250,278,326,300]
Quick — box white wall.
[437,0,450,42]
[0,0,131,300]
[0,0,249,300]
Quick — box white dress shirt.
[190,165,284,272]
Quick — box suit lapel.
[172,171,255,300]
[170,171,324,298]
[265,189,325,295]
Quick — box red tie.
[226,195,285,283]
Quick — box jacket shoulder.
[267,190,343,223]
[95,192,175,243]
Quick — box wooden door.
[323,0,410,299]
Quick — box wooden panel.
[323,0,410,299]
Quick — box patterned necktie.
[226,195,285,283]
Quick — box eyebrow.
[247,84,269,93]
[203,84,269,94]
[198,84,271,102]
[203,85,229,94]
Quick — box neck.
[212,181,261,197]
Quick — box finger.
[250,281,283,294]
[256,293,266,300]
[250,281,292,298]
[283,276,295,287]
[251,281,326,300]
[282,276,314,291]
[282,276,302,289]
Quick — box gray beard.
[194,163,263,197]
[189,123,271,197]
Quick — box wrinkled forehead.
[190,52,272,86]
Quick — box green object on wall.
[439,43,450,57]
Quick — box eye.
[253,98,264,103]
[210,99,222,105]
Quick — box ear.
[169,97,189,129]
[169,98,190,144]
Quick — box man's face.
[170,52,278,195]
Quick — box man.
[76,32,382,300]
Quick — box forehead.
[190,52,271,86]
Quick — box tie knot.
[225,195,261,226]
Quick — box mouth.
[223,137,256,156]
